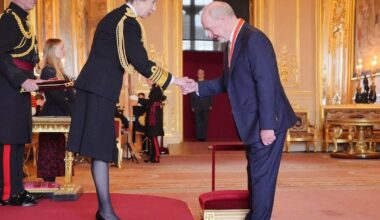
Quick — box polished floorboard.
[24,141,380,220]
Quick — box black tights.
[91,159,119,220]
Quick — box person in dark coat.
[182,2,297,220]
[66,1,187,219]
[115,104,129,130]
[37,39,74,183]
[137,81,166,163]
[191,68,212,141]
[0,0,41,207]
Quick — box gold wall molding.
[277,46,299,87]
[3,0,9,9]
[1,0,5,11]
[317,0,355,148]
[319,0,354,106]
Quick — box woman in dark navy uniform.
[0,0,41,207]
[37,39,74,183]
[67,0,186,219]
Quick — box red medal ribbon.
[228,19,245,67]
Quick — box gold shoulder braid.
[6,10,36,58]
[116,7,169,87]
[116,7,144,74]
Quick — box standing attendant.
[182,2,297,220]
[0,0,41,207]
[191,68,212,141]
[66,0,187,219]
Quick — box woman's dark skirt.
[67,89,117,163]
[37,133,66,178]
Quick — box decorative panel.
[318,0,355,105]
[254,0,317,126]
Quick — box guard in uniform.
[66,1,185,219]
[0,1,40,206]
[137,83,166,163]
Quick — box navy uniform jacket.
[0,2,38,144]
[38,66,74,116]
[75,4,172,102]
[198,23,296,145]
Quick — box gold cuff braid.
[149,66,169,87]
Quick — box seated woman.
[37,39,74,182]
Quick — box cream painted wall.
[254,0,318,150]
[254,0,317,125]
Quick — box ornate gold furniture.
[31,116,82,200]
[114,118,122,168]
[323,105,380,158]
[285,110,317,152]
[24,133,39,178]
[328,118,380,159]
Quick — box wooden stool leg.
[33,145,37,167]
[135,134,142,153]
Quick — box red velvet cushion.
[199,190,249,210]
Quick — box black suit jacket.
[75,4,171,102]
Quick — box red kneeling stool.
[199,144,249,220]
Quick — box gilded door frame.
[316,0,356,147]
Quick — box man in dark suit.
[182,2,297,220]
[0,0,41,206]
[191,68,212,141]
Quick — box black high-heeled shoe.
[95,211,105,220]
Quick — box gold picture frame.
[352,0,380,79]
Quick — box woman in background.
[37,39,74,182]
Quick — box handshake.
[173,76,198,95]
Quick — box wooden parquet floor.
[25,141,380,220]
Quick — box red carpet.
[0,193,195,220]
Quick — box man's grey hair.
[206,1,235,20]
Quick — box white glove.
[129,95,138,101]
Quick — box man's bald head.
[201,1,238,43]
[202,1,236,21]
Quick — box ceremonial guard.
[0,0,40,206]
[137,82,166,163]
